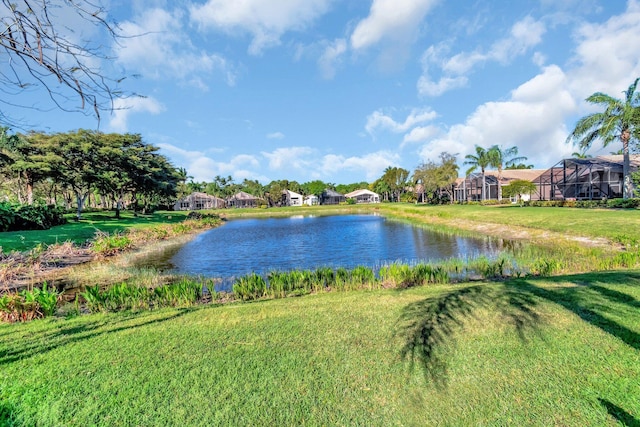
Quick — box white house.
[283,189,304,206]
[303,194,319,206]
[345,189,380,204]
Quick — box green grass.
[1,271,639,426]
[379,203,640,243]
[0,211,190,252]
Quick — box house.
[303,194,319,206]
[534,155,640,200]
[320,188,345,205]
[453,169,545,202]
[227,191,261,208]
[174,192,226,210]
[345,189,380,204]
[282,189,304,206]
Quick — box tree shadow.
[513,276,640,351]
[394,284,541,387]
[395,270,640,387]
[0,308,198,366]
[598,398,640,427]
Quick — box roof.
[284,189,303,198]
[592,155,640,168]
[322,188,344,197]
[484,169,546,182]
[345,189,379,198]
[180,192,224,201]
[230,191,259,200]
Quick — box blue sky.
[5,0,640,184]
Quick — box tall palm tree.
[566,77,640,198]
[488,145,528,200]
[464,145,493,201]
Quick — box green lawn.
[379,203,640,243]
[0,211,190,253]
[2,271,639,426]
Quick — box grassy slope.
[0,211,190,253]
[379,203,640,242]
[1,272,639,426]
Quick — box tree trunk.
[75,191,88,220]
[481,171,486,201]
[115,191,124,219]
[622,130,632,199]
[23,172,34,205]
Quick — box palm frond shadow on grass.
[0,308,195,366]
[512,278,640,351]
[598,398,640,427]
[394,285,541,388]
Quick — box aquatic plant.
[233,273,267,301]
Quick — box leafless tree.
[0,0,135,126]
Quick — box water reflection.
[136,214,505,290]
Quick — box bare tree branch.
[0,0,137,127]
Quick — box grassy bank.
[378,203,640,244]
[1,271,639,426]
[0,211,192,253]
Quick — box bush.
[0,202,66,232]
[606,198,640,209]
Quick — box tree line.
[0,128,182,219]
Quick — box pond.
[138,214,505,290]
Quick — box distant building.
[227,191,261,208]
[454,169,545,202]
[320,188,345,205]
[174,192,226,210]
[303,194,319,206]
[535,155,640,200]
[345,189,380,204]
[282,189,304,206]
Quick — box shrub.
[0,202,66,232]
[606,198,640,209]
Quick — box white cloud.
[417,74,468,97]
[115,8,235,88]
[350,0,438,51]
[365,108,437,135]
[402,125,440,147]
[109,97,164,132]
[267,132,285,140]
[319,151,400,181]
[261,147,316,170]
[490,16,546,63]
[567,0,640,101]
[318,38,347,79]
[158,143,264,182]
[189,0,332,55]
[418,65,576,168]
[418,16,546,97]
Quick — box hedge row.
[524,198,640,209]
[0,202,67,232]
